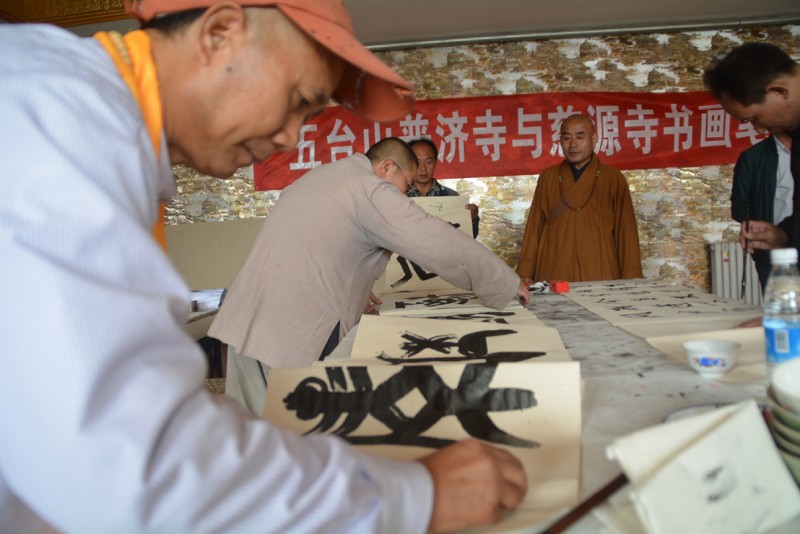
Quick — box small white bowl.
[682,340,740,378]
[772,358,800,415]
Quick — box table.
[332,280,798,532]
[186,288,225,338]
[528,288,767,530]
[185,308,220,341]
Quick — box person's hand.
[417,439,528,533]
[364,292,382,315]
[516,280,531,306]
[466,203,480,221]
[741,220,788,253]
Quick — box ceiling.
[344,0,800,49]
[4,0,800,48]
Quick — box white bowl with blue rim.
[682,340,740,378]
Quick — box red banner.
[255,91,766,191]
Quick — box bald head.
[366,137,418,193]
[560,114,597,169]
[367,138,417,170]
[561,114,595,135]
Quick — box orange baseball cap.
[126,0,415,122]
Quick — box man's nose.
[272,116,303,152]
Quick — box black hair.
[408,138,438,160]
[704,42,797,105]
[140,8,206,34]
[366,137,418,172]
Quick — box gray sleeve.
[358,182,519,309]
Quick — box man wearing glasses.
[211,137,530,413]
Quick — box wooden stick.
[541,473,629,534]
[741,218,749,300]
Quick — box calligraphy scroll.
[381,195,473,294]
[348,315,571,365]
[263,361,582,531]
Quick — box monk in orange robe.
[516,114,643,282]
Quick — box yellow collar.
[95,30,167,250]
[94,30,162,158]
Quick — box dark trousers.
[319,321,341,361]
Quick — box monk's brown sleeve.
[613,171,644,279]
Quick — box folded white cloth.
[596,400,800,533]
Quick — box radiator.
[709,242,762,306]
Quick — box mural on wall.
[165,25,800,291]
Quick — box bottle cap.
[770,248,798,265]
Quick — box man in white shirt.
[0,1,526,532]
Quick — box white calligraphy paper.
[379,288,522,316]
[383,195,473,293]
[566,280,761,338]
[382,305,545,327]
[348,315,571,365]
[263,361,582,531]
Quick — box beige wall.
[165,24,800,291]
[165,217,264,290]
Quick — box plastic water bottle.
[763,248,800,385]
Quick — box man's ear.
[195,1,248,65]
[375,158,393,179]
[765,76,791,100]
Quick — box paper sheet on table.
[347,315,571,365]
[263,361,582,533]
[596,400,800,534]
[382,195,473,293]
[565,280,761,337]
[617,316,762,340]
[382,305,545,327]
[645,327,765,385]
[380,287,523,316]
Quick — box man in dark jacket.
[408,138,481,237]
[731,131,792,290]
[705,42,800,254]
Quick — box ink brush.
[540,472,628,534]
[741,218,749,300]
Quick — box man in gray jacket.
[210,137,529,413]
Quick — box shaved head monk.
[516,113,643,283]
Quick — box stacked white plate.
[767,386,800,484]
